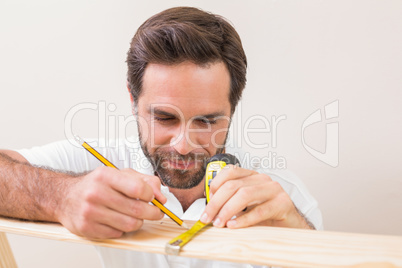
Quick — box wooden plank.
[0,217,401,268]
[0,232,18,268]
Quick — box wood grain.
[0,232,18,268]
[0,217,401,268]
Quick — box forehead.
[139,61,231,117]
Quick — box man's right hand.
[57,166,166,239]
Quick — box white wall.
[0,0,401,267]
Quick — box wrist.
[53,174,82,224]
[290,206,315,230]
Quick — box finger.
[71,205,125,239]
[226,184,292,229]
[200,179,243,224]
[142,175,167,204]
[202,174,278,226]
[201,174,267,224]
[91,205,145,234]
[109,169,155,202]
[213,183,275,227]
[209,165,259,194]
[91,173,165,220]
[79,223,124,240]
[104,191,164,221]
[226,200,280,229]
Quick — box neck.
[169,181,205,212]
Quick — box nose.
[170,127,197,155]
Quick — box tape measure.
[205,154,240,204]
[165,153,240,255]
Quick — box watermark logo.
[301,100,339,167]
[63,100,339,169]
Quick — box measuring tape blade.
[165,154,240,255]
[165,220,211,255]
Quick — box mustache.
[156,151,208,162]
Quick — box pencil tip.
[182,222,189,229]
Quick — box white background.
[0,0,401,267]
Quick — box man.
[0,6,322,267]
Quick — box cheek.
[137,116,160,152]
[143,121,176,152]
[204,125,229,152]
[152,124,172,147]
[210,129,227,146]
[137,116,149,142]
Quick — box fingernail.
[200,213,208,223]
[213,218,221,227]
[227,220,237,228]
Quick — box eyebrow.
[149,107,227,119]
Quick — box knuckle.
[121,168,132,173]
[130,218,143,231]
[130,180,147,198]
[225,165,237,177]
[260,173,272,181]
[223,180,238,192]
[83,189,99,203]
[255,173,270,184]
[270,180,281,190]
[209,181,218,193]
[129,201,144,216]
[237,187,252,201]
[81,203,94,219]
[278,191,291,205]
[122,168,138,177]
[122,217,140,232]
[136,219,144,230]
[148,175,162,189]
[219,206,234,219]
[241,185,254,196]
[77,220,91,236]
[92,166,108,180]
[109,230,124,239]
[254,205,266,219]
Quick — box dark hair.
[126,7,247,114]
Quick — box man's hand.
[57,166,166,239]
[200,165,314,230]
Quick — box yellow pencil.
[74,135,188,229]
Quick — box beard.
[138,126,226,189]
[142,146,209,189]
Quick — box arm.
[200,165,316,230]
[0,150,75,222]
[0,150,166,239]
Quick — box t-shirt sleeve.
[16,139,104,173]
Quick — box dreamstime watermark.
[64,100,339,169]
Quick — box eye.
[154,116,176,123]
[197,118,217,125]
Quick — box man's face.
[135,61,232,189]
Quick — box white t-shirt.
[17,138,323,268]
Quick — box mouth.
[166,159,202,170]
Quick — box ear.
[127,81,137,115]
[127,81,134,103]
